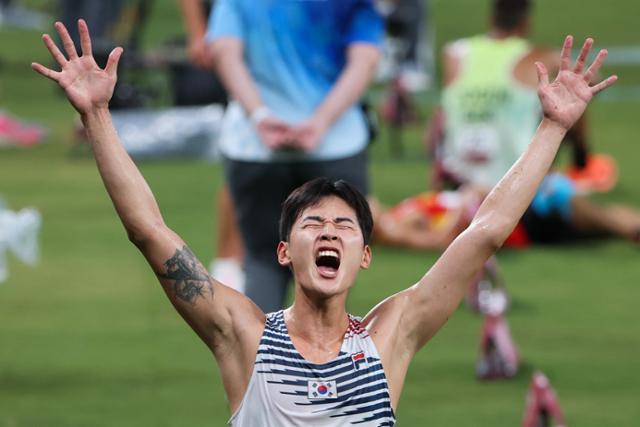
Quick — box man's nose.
[320,222,338,240]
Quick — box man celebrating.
[32,20,615,426]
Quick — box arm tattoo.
[160,246,213,304]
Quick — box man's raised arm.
[31,20,264,352]
[367,36,616,355]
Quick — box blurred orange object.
[565,154,618,193]
[389,192,451,229]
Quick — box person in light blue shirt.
[206,0,384,312]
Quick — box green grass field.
[1,1,639,425]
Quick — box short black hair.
[279,178,373,245]
[493,0,531,30]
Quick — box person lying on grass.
[32,19,616,426]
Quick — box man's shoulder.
[444,37,474,59]
[514,45,559,87]
[519,45,558,69]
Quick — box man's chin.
[305,275,346,298]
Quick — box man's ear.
[360,245,372,269]
[277,241,291,267]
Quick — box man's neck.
[285,289,350,356]
[488,28,526,40]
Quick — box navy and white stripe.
[229,311,396,426]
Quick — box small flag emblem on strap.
[351,351,367,370]
[308,380,338,400]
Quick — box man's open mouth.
[315,248,340,277]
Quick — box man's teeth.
[318,250,339,258]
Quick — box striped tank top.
[229,310,396,426]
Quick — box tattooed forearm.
[160,246,213,304]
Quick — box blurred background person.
[370,182,640,250]
[58,0,125,59]
[430,0,592,191]
[177,0,244,292]
[378,0,433,91]
[206,0,383,312]
[178,0,212,69]
[377,0,434,157]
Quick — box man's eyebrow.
[303,215,324,222]
[334,217,355,224]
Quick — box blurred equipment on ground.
[0,197,41,283]
[0,0,48,29]
[0,111,47,147]
[522,371,567,427]
[109,104,223,160]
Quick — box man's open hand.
[536,36,617,130]
[31,19,123,114]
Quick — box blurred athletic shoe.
[210,258,245,294]
[0,205,42,283]
[475,314,519,380]
[522,371,567,427]
[565,153,618,193]
[466,256,510,315]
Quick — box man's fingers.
[42,33,67,67]
[284,126,302,138]
[573,38,593,74]
[265,118,292,131]
[535,62,549,86]
[105,47,123,76]
[78,19,92,57]
[591,75,617,95]
[584,49,608,84]
[559,35,573,71]
[54,21,78,60]
[31,62,61,82]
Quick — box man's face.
[277,196,371,298]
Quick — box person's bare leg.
[210,185,246,291]
[371,198,469,250]
[571,197,640,241]
[216,185,244,259]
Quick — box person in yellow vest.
[435,0,571,189]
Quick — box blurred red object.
[504,222,531,248]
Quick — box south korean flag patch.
[308,380,338,400]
